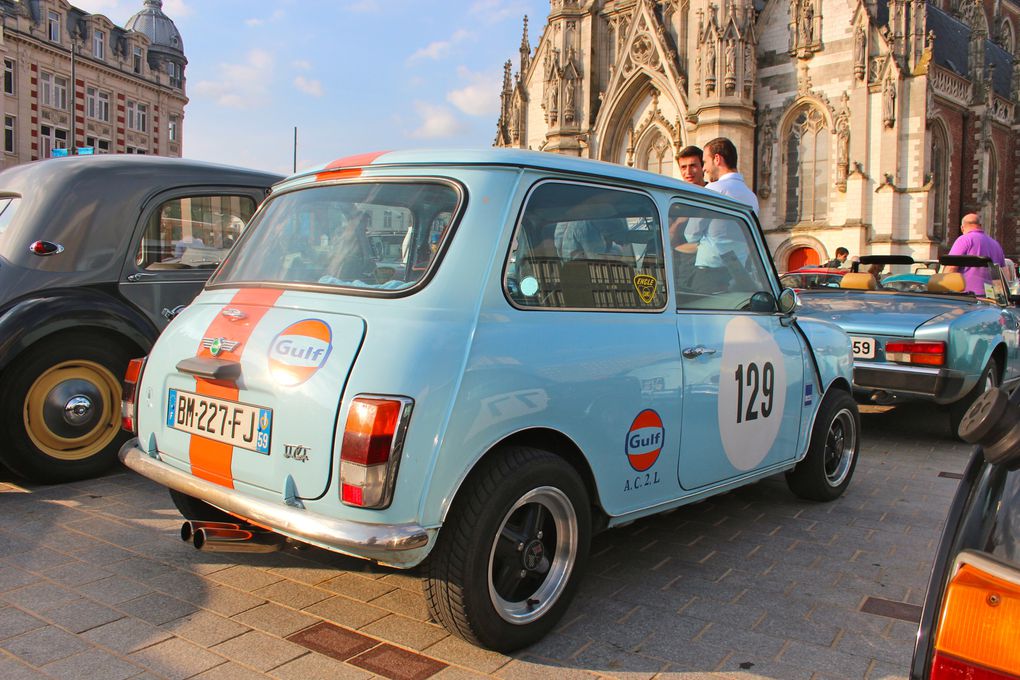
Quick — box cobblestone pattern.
[0,403,969,679]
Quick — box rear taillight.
[884,340,945,366]
[931,552,1020,680]
[339,396,413,509]
[121,357,147,433]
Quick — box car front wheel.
[786,389,860,502]
[0,334,132,483]
[424,446,591,652]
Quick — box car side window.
[137,194,257,271]
[505,182,666,311]
[667,201,771,311]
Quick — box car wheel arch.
[437,427,607,532]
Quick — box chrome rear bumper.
[119,440,432,567]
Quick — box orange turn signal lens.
[933,552,1020,679]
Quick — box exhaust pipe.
[180,520,242,543]
[191,526,284,554]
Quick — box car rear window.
[213,181,461,292]
[0,196,21,254]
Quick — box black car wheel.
[0,334,132,483]
[424,446,591,652]
[786,389,860,502]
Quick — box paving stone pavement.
[0,402,970,679]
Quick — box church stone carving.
[883,77,896,128]
[789,0,821,58]
[835,92,850,191]
[854,26,867,80]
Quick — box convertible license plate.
[166,388,272,454]
[851,336,876,359]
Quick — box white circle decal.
[520,276,539,297]
[717,316,787,470]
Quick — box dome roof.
[125,0,184,56]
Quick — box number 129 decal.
[717,317,787,471]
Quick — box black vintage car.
[910,388,1020,679]
[0,155,281,483]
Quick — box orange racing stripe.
[188,288,285,488]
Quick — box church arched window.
[930,121,950,242]
[783,104,829,224]
[639,129,674,177]
[1002,20,1015,55]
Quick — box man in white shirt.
[682,137,758,292]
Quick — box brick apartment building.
[0,0,187,166]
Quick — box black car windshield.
[213,181,460,292]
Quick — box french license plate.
[851,336,876,359]
[166,388,272,454]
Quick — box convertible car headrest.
[927,272,966,293]
[839,272,877,290]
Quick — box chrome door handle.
[682,346,717,359]
[126,272,156,282]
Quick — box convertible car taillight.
[930,553,1020,680]
[121,357,147,433]
[884,340,945,366]
[339,396,413,509]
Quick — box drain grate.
[860,596,922,623]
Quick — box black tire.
[169,489,236,523]
[950,360,1000,440]
[424,447,591,652]
[0,333,133,484]
[786,389,860,502]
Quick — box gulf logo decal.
[268,319,333,386]
[625,409,664,472]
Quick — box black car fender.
[0,287,159,375]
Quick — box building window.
[126,100,148,132]
[930,122,949,242]
[93,29,106,60]
[168,114,179,142]
[86,87,110,122]
[40,71,68,110]
[40,124,68,158]
[783,104,829,223]
[4,59,15,96]
[4,115,15,154]
[167,61,182,88]
[84,135,110,154]
[126,145,147,155]
[133,46,143,74]
[48,11,61,43]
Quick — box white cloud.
[447,67,500,117]
[162,0,194,19]
[469,0,531,25]
[245,9,284,26]
[345,0,380,12]
[408,29,472,63]
[294,76,323,97]
[292,60,312,71]
[409,101,467,139]
[193,49,274,109]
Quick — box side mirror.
[778,287,798,314]
[748,291,777,313]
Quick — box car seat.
[839,272,878,290]
[926,272,966,293]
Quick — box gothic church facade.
[495,0,1020,270]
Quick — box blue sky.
[73,0,548,175]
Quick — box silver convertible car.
[794,255,1020,434]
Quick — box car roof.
[281,148,746,210]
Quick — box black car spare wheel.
[424,446,591,652]
[0,334,132,483]
[786,389,860,502]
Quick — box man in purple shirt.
[943,213,1006,295]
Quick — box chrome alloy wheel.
[487,486,578,625]
[824,407,858,487]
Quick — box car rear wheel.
[949,360,999,440]
[0,334,132,483]
[424,446,591,652]
[786,389,860,502]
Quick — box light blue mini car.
[119,149,858,650]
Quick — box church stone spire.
[520,16,531,77]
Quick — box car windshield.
[213,181,461,292]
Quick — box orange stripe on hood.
[188,288,284,488]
